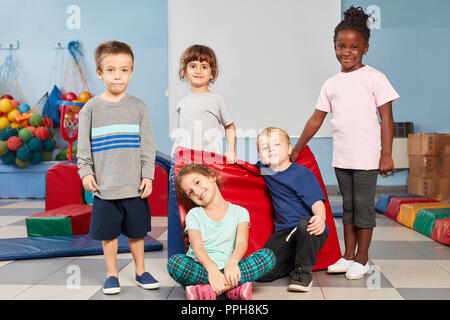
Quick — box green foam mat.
[26,216,73,237]
[413,208,450,237]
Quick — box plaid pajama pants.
[167,248,276,288]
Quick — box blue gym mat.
[0,234,163,261]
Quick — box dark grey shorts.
[334,167,378,228]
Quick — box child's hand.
[82,174,98,192]
[225,151,237,164]
[139,178,153,198]
[208,268,229,295]
[224,260,241,288]
[307,215,325,236]
[379,155,394,177]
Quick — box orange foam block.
[397,202,450,228]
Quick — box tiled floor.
[0,197,449,300]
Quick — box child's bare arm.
[307,200,326,236]
[224,222,249,287]
[378,102,394,176]
[291,110,327,162]
[224,122,237,164]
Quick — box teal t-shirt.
[185,203,250,270]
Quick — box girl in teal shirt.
[167,163,275,300]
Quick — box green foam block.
[26,216,73,237]
[413,208,450,237]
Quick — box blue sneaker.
[135,272,160,289]
[103,276,120,295]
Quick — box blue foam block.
[375,194,419,214]
[0,234,163,261]
[331,204,343,217]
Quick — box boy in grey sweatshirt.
[77,41,159,294]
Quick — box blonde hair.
[256,127,291,152]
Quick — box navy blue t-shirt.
[256,162,328,233]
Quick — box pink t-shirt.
[315,65,399,170]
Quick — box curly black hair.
[334,6,372,43]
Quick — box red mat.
[174,146,342,271]
[385,197,439,221]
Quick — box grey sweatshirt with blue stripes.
[77,94,155,200]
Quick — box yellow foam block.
[397,202,450,228]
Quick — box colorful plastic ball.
[0,116,9,130]
[29,114,44,127]
[64,112,73,121]
[18,128,33,143]
[47,127,54,137]
[17,145,31,162]
[1,126,19,140]
[31,151,44,165]
[43,138,56,152]
[28,137,43,152]
[0,141,7,156]
[73,112,79,122]
[26,126,36,135]
[7,136,22,151]
[17,103,30,114]
[78,91,91,103]
[43,151,53,161]
[1,151,16,165]
[7,109,20,122]
[16,158,31,168]
[35,126,50,140]
[10,122,20,128]
[0,94,13,100]
[10,100,19,109]
[62,92,77,101]
[0,98,12,113]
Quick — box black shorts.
[90,196,151,240]
[334,167,378,228]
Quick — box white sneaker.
[327,258,354,273]
[345,262,370,280]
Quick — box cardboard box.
[408,175,450,199]
[408,133,450,156]
[408,155,450,178]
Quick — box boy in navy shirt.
[255,127,328,292]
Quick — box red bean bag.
[174,146,342,271]
[385,197,439,221]
[431,218,450,246]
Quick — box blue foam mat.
[0,234,163,261]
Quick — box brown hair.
[256,127,291,152]
[178,45,219,83]
[175,163,221,209]
[94,40,134,71]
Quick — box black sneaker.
[288,267,312,292]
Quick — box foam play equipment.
[385,196,439,221]
[431,218,450,245]
[397,202,450,228]
[413,208,450,237]
[0,234,163,261]
[170,146,342,271]
[26,204,92,237]
[45,163,83,210]
[375,194,419,214]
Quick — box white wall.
[168,0,341,138]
